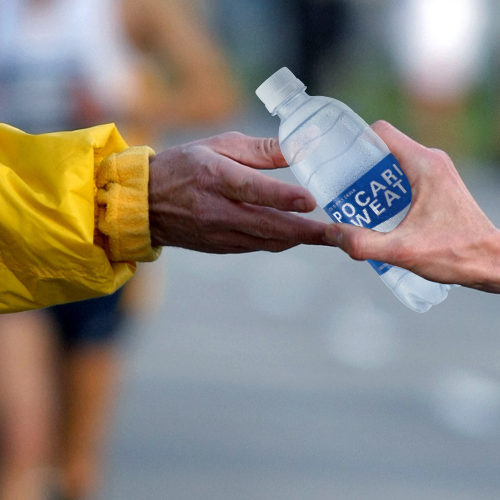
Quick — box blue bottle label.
[323,153,411,275]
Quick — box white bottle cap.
[255,67,306,114]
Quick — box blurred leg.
[46,290,126,500]
[0,311,57,500]
[58,344,120,500]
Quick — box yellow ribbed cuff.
[95,146,162,262]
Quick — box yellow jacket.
[0,123,160,313]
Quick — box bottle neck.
[274,89,309,119]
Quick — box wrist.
[96,145,161,262]
[472,228,500,293]
[148,154,163,247]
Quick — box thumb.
[324,223,393,262]
[207,132,287,168]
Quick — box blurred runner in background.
[290,0,352,94]
[0,1,237,499]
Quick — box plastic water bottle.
[256,67,453,313]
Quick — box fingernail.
[324,225,342,245]
[293,198,309,212]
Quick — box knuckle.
[346,233,367,261]
[197,156,223,192]
[390,242,411,267]
[178,143,197,158]
[196,168,213,193]
[429,148,454,173]
[388,233,417,268]
[178,144,203,167]
[217,132,246,163]
[255,216,275,237]
[189,191,209,223]
[237,174,260,202]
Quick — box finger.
[371,120,429,179]
[324,223,395,262]
[206,131,287,169]
[219,162,317,212]
[227,203,327,244]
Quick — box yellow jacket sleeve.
[0,123,160,313]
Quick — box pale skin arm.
[121,0,238,128]
[148,132,328,253]
[323,120,500,293]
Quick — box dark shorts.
[46,288,125,350]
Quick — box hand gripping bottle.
[256,67,453,312]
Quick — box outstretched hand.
[324,120,500,293]
[149,131,327,253]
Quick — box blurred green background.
[209,0,500,164]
